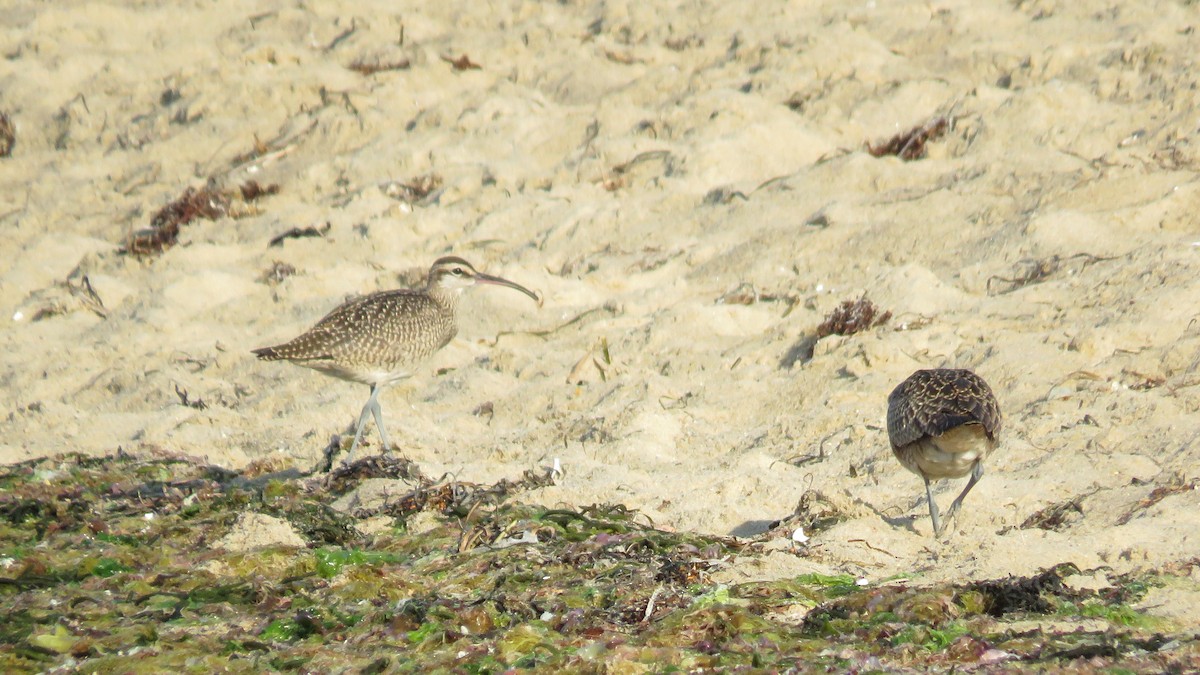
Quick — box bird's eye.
[451,267,464,276]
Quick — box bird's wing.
[887,370,1001,447]
[304,290,449,363]
[887,385,935,448]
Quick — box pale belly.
[894,424,994,480]
[307,361,414,387]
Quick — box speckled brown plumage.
[253,287,459,387]
[887,368,1002,537]
[254,256,539,464]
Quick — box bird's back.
[887,369,1001,478]
[253,289,456,385]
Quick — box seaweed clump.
[815,297,892,338]
[867,116,948,161]
[122,180,280,256]
[782,297,892,368]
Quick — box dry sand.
[3,0,1200,602]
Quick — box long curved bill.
[476,273,542,306]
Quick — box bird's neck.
[426,285,463,311]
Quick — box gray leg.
[925,476,943,537]
[943,462,984,527]
[343,384,393,461]
[340,386,376,466]
[368,385,392,452]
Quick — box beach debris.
[805,210,831,228]
[267,221,330,247]
[702,186,749,205]
[716,282,799,312]
[159,87,181,106]
[779,336,818,369]
[628,246,682,273]
[788,448,826,468]
[816,296,891,338]
[1017,495,1085,532]
[716,283,759,305]
[601,174,625,191]
[762,489,846,541]
[566,352,596,385]
[788,426,849,469]
[604,49,641,65]
[238,179,280,201]
[1116,473,1197,525]
[616,150,671,177]
[258,261,297,285]
[472,400,495,421]
[0,112,13,157]
[867,116,948,161]
[442,53,481,70]
[658,392,693,410]
[229,117,318,169]
[348,58,411,75]
[891,314,934,331]
[601,150,673,191]
[1123,369,1165,391]
[324,19,357,51]
[987,253,1114,295]
[567,337,613,384]
[964,563,1081,617]
[664,34,704,51]
[18,270,109,322]
[346,466,560,526]
[72,275,106,317]
[124,187,224,255]
[316,453,430,495]
[27,303,66,322]
[382,173,443,205]
[173,384,208,410]
[123,180,279,256]
[642,587,664,622]
[655,557,706,586]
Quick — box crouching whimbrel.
[253,256,539,464]
[887,368,1002,537]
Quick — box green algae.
[0,452,1197,673]
[313,547,403,578]
[1076,601,1161,630]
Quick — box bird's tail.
[251,346,283,361]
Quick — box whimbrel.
[887,368,1001,537]
[253,256,539,463]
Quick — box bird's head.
[428,256,541,304]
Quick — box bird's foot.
[337,434,367,469]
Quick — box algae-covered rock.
[1,453,1198,673]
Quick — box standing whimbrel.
[253,256,539,463]
[887,368,1002,537]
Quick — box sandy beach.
[3,0,1200,616]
